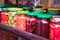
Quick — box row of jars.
[0,8,60,40]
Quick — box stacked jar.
[50,15,60,40]
[27,11,38,34]
[1,8,9,25]
[8,8,17,27]
[37,13,52,39]
[16,11,29,31]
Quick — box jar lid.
[0,4,5,7]
[37,13,52,18]
[35,11,45,14]
[28,11,39,16]
[23,6,33,10]
[9,8,23,11]
[17,11,29,14]
[2,8,9,11]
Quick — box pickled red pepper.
[16,11,29,31]
[50,16,60,40]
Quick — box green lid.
[2,8,9,11]
[9,8,23,11]
[9,8,18,11]
[28,11,38,16]
[0,4,5,7]
[23,6,33,10]
[37,13,52,18]
[34,11,45,14]
[17,11,29,14]
[48,11,59,15]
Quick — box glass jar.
[16,11,29,31]
[27,12,38,34]
[50,15,60,40]
[1,8,9,25]
[8,11,17,27]
[37,13,52,39]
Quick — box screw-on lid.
[23,6,33,10]
[28,11,39,16]
[9,8,23,11]
[17,11,29,14]
[0,4,5,7]
[34,11,45,14]
[37,13,52,18]
[48,11,59,15]
[2,8,9,11]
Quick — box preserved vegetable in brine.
[50,15,60,40]
[8,11,16,27]
[16,11,29,31]
[37,13,52,39]
[27,12,38,34]
[1,8,9,25]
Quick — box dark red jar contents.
[37,14,51,39]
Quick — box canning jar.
[50,15,60,40]
[27,12,38,34]
[1,8,9,25]
[16,11,29,31]
[8,8,19,28]
[8,11,17,27]
[37,13,52,39]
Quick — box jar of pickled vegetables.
[37,13,52,39]
[8,8,18,27]
[1,8,9,25]
[27,12,38,34]
[16,11,29,31]
[50,15,60,40]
